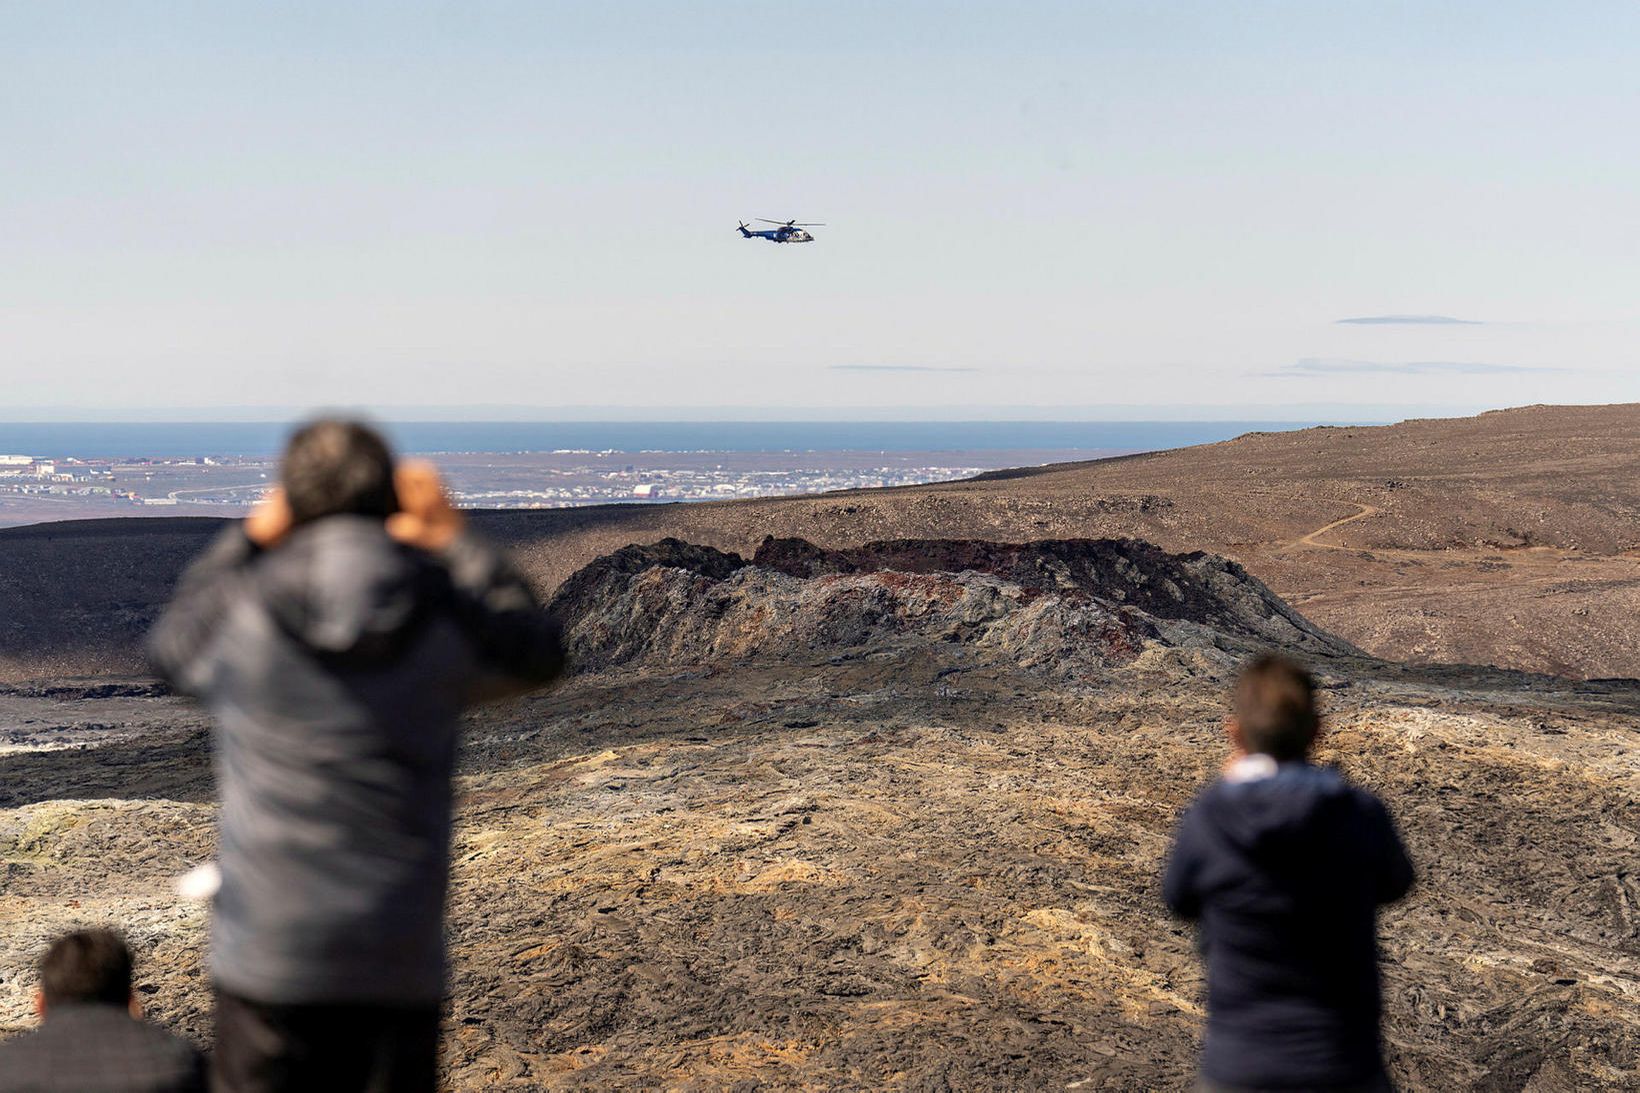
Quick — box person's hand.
[244,487,294,548]
[386,460,464,552]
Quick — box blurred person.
[148,419,566,1093]
[0,928,206,1092]
[1163,654,1415,1092]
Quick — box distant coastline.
[0,420,1367,460]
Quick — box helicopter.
[737,218,824,243]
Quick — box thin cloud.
[1335,314,1485,325]
[829,364,981,373]
[1263,358,1560,378]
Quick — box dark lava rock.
[549,535,1360,675]
[0,680,172,699]
[548,538,748,627]
[753,535,1331,644]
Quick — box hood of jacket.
[1200,760,1352,859]
[253,516,446,663]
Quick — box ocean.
[0,420,1349,460]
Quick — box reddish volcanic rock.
[549,536,1359,675]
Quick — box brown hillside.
[4,404,1640,680]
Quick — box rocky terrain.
[6,404,1640,681]
[4,531,1640,1089]
[550,536,1359,676]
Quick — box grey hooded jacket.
[148,516,565,1005]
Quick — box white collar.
[1223,753,1280,784]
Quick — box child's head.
[37,928,134,1016]
[1231,654,1320,761]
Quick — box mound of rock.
[549,536,1360,675]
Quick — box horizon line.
[0,401,1499,426]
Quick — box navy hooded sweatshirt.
[1163,760,1414,1089]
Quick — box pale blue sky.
[4,2,1638,418]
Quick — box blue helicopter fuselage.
[737,223,815,243]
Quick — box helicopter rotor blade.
[756,219,788,225]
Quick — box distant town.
[0,447,1112,529]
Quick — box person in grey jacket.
[147,419,566,1093]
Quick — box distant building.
[32,461,56,478]
[632,484,658,498]
[140,497,179,506]
[0,455,32,466]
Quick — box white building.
[0,455,33,466]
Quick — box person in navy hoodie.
[1164,654,1415,1092]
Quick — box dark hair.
[1233,654,1320,761]
[281,419,398,526]
[39,929,133,1008]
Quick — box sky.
[4,1,1638,420]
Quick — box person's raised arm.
[1163,805,1208,920]
[1370,795,1416,905]
[387,461,567,698]
[146,489,292,695]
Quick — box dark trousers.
[1197,1076,1393,1093]
[211,988,440,1093]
